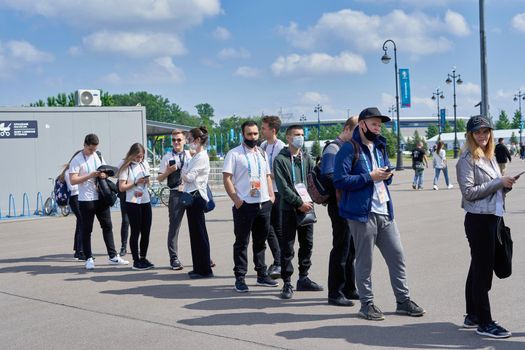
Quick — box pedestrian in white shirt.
[181,126,214,279]
[223,121,278,293]
[69,134,128,270]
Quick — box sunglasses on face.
[172,138,184,143]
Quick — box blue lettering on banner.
[399,68,411,108]
[440,109,446,131]
[0,120,38,139]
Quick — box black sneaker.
[132,260,151,271]
[119,246,127,257]
[268,264,281,279]
[234,277,249,293]
[328,296,355,307]
[359,302,385,321]
[256,275,279,287]
[296,277,324,291]
[463,314,479,329]
[280,282,294,299]
[412,184,417,190]
[396,299,425,317]
[344,290,360,300]
[170,257,183,270]
[140,258,154,269]
[188,270,214,279]
[74,251,87,261]
[476,322,511,338]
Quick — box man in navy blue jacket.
[333,107,425,321]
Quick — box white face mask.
[188,142,198,151]
[291,136,304,149]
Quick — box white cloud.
[101,72,122,84]
[212,26,231,40]
[218,48,250,60]
[234,66,260,78]
[279,8,470,56]
[83,31,186,58]
[0,0,221,29]
[67,46,82,56]
[152,56,185,82]
[512,13,525,32]
[298,91,331,105]
[457,82,481,96]
[0,40,53,78]
[412,96,437,110]
[444,10,470,36]
[271,51,366,77]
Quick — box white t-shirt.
[260,139,285,193]
[69,151,106,201]
[364,144,389,215]
[119,161,151,204]
[222,145,271,204]
[159,150,192,175]
[64,168,79,196]
[433,149,446,169]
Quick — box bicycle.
[148,183,170,207]
[44,177,71,216]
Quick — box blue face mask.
[292,136,304,149]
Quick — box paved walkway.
[1,159,525,349]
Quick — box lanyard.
[361,147,383,173]
[82,153,98,173]
[264,141,277,171]
[243,145,261,179]
[172,150,185,167]
[129,162,147,186]
[290,153,306,185]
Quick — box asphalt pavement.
[1,158,525,349]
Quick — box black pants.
[280,210,314,283]
[267,192,282,266]
[68,195,82,253]
[464,212,498,326]
[126,202,152,262]
[167,190,186,261]
[327,199,356,299]
[186,192,212,275]
[79,199,117,259]
[232,201,272,278]
[118,191,130,248]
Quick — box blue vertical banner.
[393,119,398,133]
[229,128,234,142]
[440,108,446,132]
[220,133,224,154]
[399,68,411,108]
[304,127,309,140]
[238,132,243,143]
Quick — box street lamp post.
[388,104,396,132]
[381,39,403,170]
[431,88,445,140]
[446,68,463,158]
[314,104,323,140]
[514,90,525,145]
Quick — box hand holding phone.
[384,166,396,173]
[169,159,176,166]
[514,171,525,180]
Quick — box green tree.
[100,90,114,106]
[510,132,518,145]
[495,110,511,129]
[456,119,466,132]
[406,130,426,152]
[310,140,321,159]
[208,148,219,161]
[195,103,214,126]
[381,124,397,158]
[443,121,453,133]
[511,110,522,129]
[426,125,438,139]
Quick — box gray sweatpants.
[347,213,410,306]
[167,190,186,261]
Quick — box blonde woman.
[118,143,154,271]
[456,115,517,338]
[432,141,453,190]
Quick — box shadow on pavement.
[185,297,327,310]
[66,272,231,283]
[276,323,525,349]
[179,311,351,326]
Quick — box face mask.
[244,139,257,148]
[363,122,379,142]
[291,136,304,149]
[188,143,198,151]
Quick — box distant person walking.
[432,141,453,190]
[494,138,511,175]
[456,115,516,338]
[411,142,428,190]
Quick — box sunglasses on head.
[172,138,183,142]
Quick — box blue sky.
[0,0,524,124]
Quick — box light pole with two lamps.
[431,88,445,140]
[514,90,525,145]
[445,68,463,158]
[381,39,403,170]
[314,104,323,140]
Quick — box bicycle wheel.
[149,189,159,205]
[160,187,170,206]
[60,206,71,217]
[44,198,55,216]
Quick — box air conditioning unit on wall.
[76,89,102,107]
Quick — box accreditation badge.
[294,183,312,203]
[374,181,389,204]
[249,176,261,197]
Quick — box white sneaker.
[109,255,129,265]
[85,258,95,270]
[447,184,454,189]
[433,185,439,190]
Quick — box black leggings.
[125,202,152,262]
[464,212,498,326]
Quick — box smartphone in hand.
[385,166,396,173]
[169,159,176,166]
[514,171,525,180]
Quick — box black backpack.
[54,176,70,206]
[307,139,359,205]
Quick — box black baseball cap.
[358,107,391,123]
[466,115,493,133]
